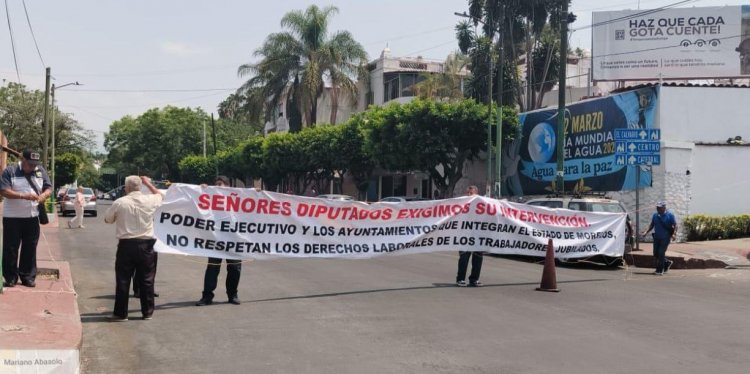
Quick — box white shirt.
[104,191,163,239]
[1,163,51,218]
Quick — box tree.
[238,5,368,127]
[178,155,217,185]
[55,153,81,187]
[338,115,376,200]
[365,99,518,198]
[104,106,208,181]
[0,82,94,159]
[456,0,576,111]
[413,53,468,101]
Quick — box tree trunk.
[329,87,339,125]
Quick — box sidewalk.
[0,214,82,373]
[626,238,750,269]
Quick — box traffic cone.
[536,239,560,292]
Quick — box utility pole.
[42,67,51,166]
[203,117,207,157]
[556,1,568,194]
[51,84,56,201]
[486,28,494,198]
[495,4,505,198]
[211,113,218,177]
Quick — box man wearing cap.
[196,175,243,306]
[641,201,677,275]
[0,149,52,288]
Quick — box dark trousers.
[202,257,242,300]
[132,252,158,295]
[653,237,671,272]
[2,217,40,284]
[114,239,157,318]
[456,251,483,283]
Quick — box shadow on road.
[156,278,612,305]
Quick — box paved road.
[61,202,750,374]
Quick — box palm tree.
[238,5,368,127]
[413,53,468,101]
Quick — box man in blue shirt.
[0,149,52,288]
[641,201,677,275]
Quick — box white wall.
[690,145,750,214]
[659,86,750,143]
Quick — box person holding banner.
[456,185,483,287]
[641,201,677,275]
[104,176,163,321]
[196,175,243,306]
[1,149,52,288]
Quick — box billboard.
[592,5,750,80]
[503,87,658,196]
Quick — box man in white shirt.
[104,175,163,321]
[0,149,52,288]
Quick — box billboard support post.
[556,1,568,194]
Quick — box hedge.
[683,214,750,241]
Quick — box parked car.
[524,195,633,266]
[316,194,354,201]
[56,187,69,204]
[378,196,428,203]
[60,187,97,217]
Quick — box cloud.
[160,41,209,57]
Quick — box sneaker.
[664,260,674,273]
[2,281,15,288]
[469,281,483,287]
[653,271,663,276]
[142,315,153,321]
[108,314,128,322]
[21,280,36,288]
[195,298,213,306]
[228,296,241,305]
[456,280,467,287]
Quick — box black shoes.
[21,280,35,288]
[228,296,241,305]
[468,281,483,287]
[2,281,15,288]
[107,314,128,322]
[196,298,213,306]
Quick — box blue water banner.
[504,86,658,196]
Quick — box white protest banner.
[153,184,627,260]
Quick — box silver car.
[61,187,97,217]
[316,194,354,201]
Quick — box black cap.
[22,149,41,165]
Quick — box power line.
[4,0,22,85]
[21,0,45,68]
[64,88,235,93]
[571,0,699,31]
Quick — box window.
[400,73,417,97]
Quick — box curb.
[0,216,82,373]
[624,252,729,269]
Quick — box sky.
[1,0,748,151]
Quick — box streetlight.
[454,10,504,197]
[50,81,82,202]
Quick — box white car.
[60,187,97,217]
[317,194,354,201]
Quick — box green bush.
[683,214,750,241]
